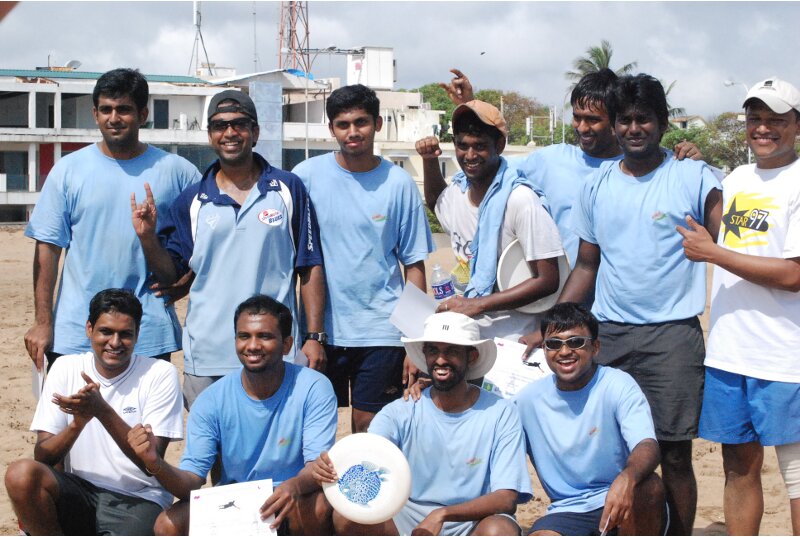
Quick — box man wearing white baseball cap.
[679,76,800,534]
[313,311,532,535]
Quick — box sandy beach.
[0,226,791,535]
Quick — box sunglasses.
[543,336,593,352]
[208,118,253,133]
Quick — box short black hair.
[608,74,669,129]
[88,288,143,331]
[571,68,618,112]
[233,295,292,340]
[539,302,599,340]
[93,68,149,111]
[453,109,503,142]
[326,84,380,122]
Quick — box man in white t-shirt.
[679,77,800,535]
[5,289,183,535]
[416,100,563,342]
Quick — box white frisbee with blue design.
[322,433,411,525]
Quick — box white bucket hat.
[401,312,497,380]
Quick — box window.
[153,99,169,129]
[392,159,404,169]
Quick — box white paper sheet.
[31,361,45,400]
[189,479,277,537]
[390,283,437,338]
[482,338,552,399]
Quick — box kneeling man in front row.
[127,295,338,535]
[516,303,665,536]
[314,311,532,535]
[6,289,184,535]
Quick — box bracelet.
[145,458,163,477]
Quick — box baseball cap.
[452,100,508,138]
[207,90,258,122]
[743,77,800,114]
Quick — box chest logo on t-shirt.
[722,193,777,248]
[122,406,137,414]
[258,209,283,226]
[465,457,482,467]
[371,214,386,222]
[278,437,292,447]
[205,213,220,230]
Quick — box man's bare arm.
[601,439,660,531]
[24,241,62,371]
[131,182,178,285]
[413,489,517,535]
[558,240,601,304]
[299,264,327,371]
[415,137,448,212]
[128,424,204,500]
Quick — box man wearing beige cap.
[421,99,564,342]
[679,76,800,534]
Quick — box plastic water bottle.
[431,264,455,301]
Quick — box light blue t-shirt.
[179,362,338,487]
[369,388,533,506]
[25,144,200,356]
[509,144,621,267]
[293,153,435,346]
[571,151,721,323]
[514,366,655,514]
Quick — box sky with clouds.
[1,1,798,119]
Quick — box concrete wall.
[0,93,28,127]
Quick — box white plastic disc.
[322,433,411,525]
[497,239,571,314]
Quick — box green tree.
[416,83,458,141]
[565,39,637,84]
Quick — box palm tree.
[565,39,638,83]
[664,80,686,118]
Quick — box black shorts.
[530,508,614,536]
[324,345,405,413]
[48,468,163,535]
[597,317,705,442]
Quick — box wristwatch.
[304,332,328,345]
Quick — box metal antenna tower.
[277,1,310,71]
[188,1,214,77]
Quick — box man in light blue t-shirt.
[556,74,722,535]
[24,68,200,370]
[516,303,664,536]
[313,312,531,536]
[292,84,435,434]
[128,295,338,535]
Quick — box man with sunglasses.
[515,303,665,536]
[131,90,325,408]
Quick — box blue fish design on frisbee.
[338,462,389,505]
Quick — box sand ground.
[0,226,791,535]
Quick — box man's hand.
[600,470,635,533]
[436,296,485,318]
[260,479,300,529]
[403,377,432,402]
[128,424,162,472]
[310,452,338,485]
[302,339,327,372]
[438,69,474,105]
[150,270,195,306]
[131,182,159,239]
[412,508,446,536]
[415,137,442,160]
[672,141,703,161]
[24,322,53,372]
[402,356,420,390]
[52,372,109,426]
[677,215,717,262]
[518,331,543,362]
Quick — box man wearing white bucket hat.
[679,76,800,535]
[313,311,532,536]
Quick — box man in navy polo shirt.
[131,90,325,407]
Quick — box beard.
[430,363,468,392]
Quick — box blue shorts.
[530,508,613,536]
[699,367,800,446]
[324,345,405,413]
